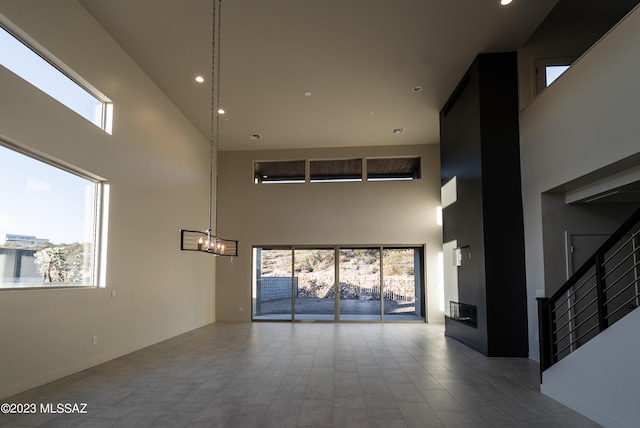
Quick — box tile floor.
[0,323,600,427]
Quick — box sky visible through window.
[0,25,101,246]
[0,26,103,127]
[546,65,570,86]
[0,145,95,245]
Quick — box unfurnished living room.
[1,0,640,427]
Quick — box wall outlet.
[92,335,98,345]
[238,306,243,312]
[188,312,192,319]
[111,290,117,298]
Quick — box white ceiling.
[80,0,560,151]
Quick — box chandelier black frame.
[180,0,237,257]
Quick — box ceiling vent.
[392,128,405,134]
[250,133,262,140]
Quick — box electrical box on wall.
[454,248,462,266]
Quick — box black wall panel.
[440,52,528,357]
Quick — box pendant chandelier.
[180,0,238,257]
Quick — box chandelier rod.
[209,0,223,237]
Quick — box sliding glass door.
[294,248,335,320]
[252,245,425,322]
[383,248,424,320]
[252,247,293,320]
[339,248,382,321]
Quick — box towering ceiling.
[80,0,560,151]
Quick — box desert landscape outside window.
[252,245,425,321]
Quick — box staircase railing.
[537,206,640,372]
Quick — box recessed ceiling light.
[412,86,423,93]
[217,108,225,114]
[195,75,205,83]
[304,92,312,97]
[250,134,262,140]
[500,0,513,5]
[392,128,405,134]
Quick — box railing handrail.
[538,205,640,374]
[544,206,640,308]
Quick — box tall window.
[0,25,112,133]
[0,144,106,288]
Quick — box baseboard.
[0,321,213,400]
[541,383,625,428]
[215,317,249,322]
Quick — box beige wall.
[0,0,214,399]
[215,144,444,323]
[517,4,635,109]
[519,6,640,361]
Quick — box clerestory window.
[0,25,113,133]
[535,56,577,94]
[254,157,422,184]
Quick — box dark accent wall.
[440,52,528,357]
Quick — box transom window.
[535,56,577,94]
[254,160,305,184]
[310,159,362,182]
[367,157,421,181]
[0,25,112,133]
[254,156,421,184]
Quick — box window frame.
[252,244,426,322]
[254,156,423,184]
[0,140,108,290]
[309,158,363,183]
[0,23,113,134]
[535,56,578,94]
[366,156,421,181]
[253,160,306,184]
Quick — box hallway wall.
[519,4,640,360]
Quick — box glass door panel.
[383,248,425,321]
[339,248,381,321]
[253,247,293,320]
[294,248,336,320]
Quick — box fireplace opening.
[450,301,477,328]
